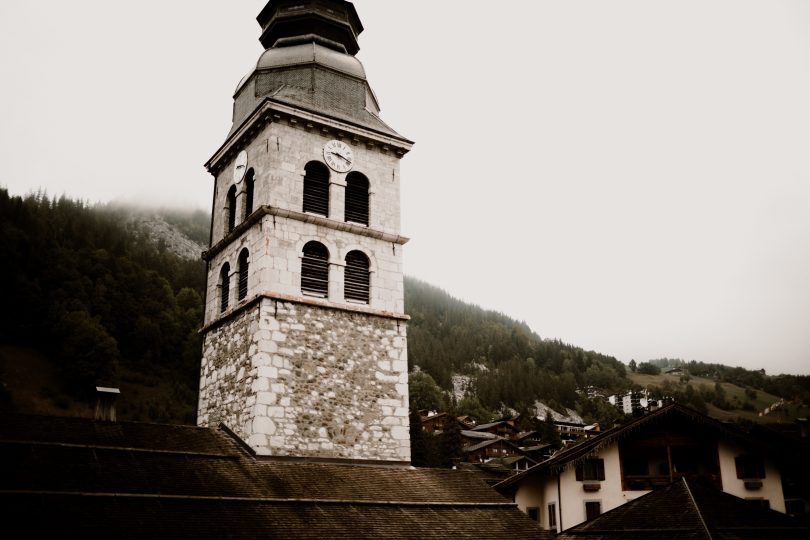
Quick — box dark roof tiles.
[0,413,242,455]
[557,478,809,540]
[253,460,509,503]
[2,413,547,539]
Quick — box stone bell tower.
[197,0,412,463]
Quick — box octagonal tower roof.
[225,0,405,141]
[256,0,364,55]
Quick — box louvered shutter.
[303,162,329,216]
[302,242,329,297]
[344,250,369,303]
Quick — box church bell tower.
[197,0,412,463]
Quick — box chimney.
[94,387,120,421]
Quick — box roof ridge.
[0,439,239,459]
[682,477,714,540]
[1,490,518,507]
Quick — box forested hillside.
[405,278,630,424]
[0,189,206,423]
[1,189,807,430]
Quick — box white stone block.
[252,378,269,392]
[258,340,278,353]
[248,433,268,448]
[375,372,399,383]
[257,366,278,379]
[390,425,409,440]
[378,399,401,407]
[253,416,276,435]
[270,436,285,447]
[267,406,285,418]
[256,392,277,405]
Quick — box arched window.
[237,249,250,302]
[225,185,237,233]
[301,241,329,297]
[303,161,329,217]
[344,250,370,304]
[219,263,230,313]
[345,172,369,225]
[243,168,255,219]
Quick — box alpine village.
[2,2,809,539]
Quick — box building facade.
[196,0,413,462]
[497,404,789,534]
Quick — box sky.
[1,1,809,375]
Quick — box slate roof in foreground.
[557,477,810,540]
[0,413,550,539]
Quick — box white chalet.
[496,403,790,534]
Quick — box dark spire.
[256,0,364,55]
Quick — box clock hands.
[329,151,351,164]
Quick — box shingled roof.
[1,413,550,539]
[557,477,810,539]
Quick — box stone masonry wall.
[198,297,410,462]
[211,119,403,246]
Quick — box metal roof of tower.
[256,0,364,55]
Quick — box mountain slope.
[2,190,806,428]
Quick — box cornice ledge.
[203,205,409,261]
[200,292,409,333]
[205,99,413,173]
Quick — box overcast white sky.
[1,1,809,375]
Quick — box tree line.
[405,277,630,426]
[0,189,207,423]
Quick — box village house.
[419,410,448,433]
[463,437,530,464]
[554,420,600,443]
[496,402,800,534]
[556,476,809,539]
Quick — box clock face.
[323,140,354,173]
[233,150,248,183]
